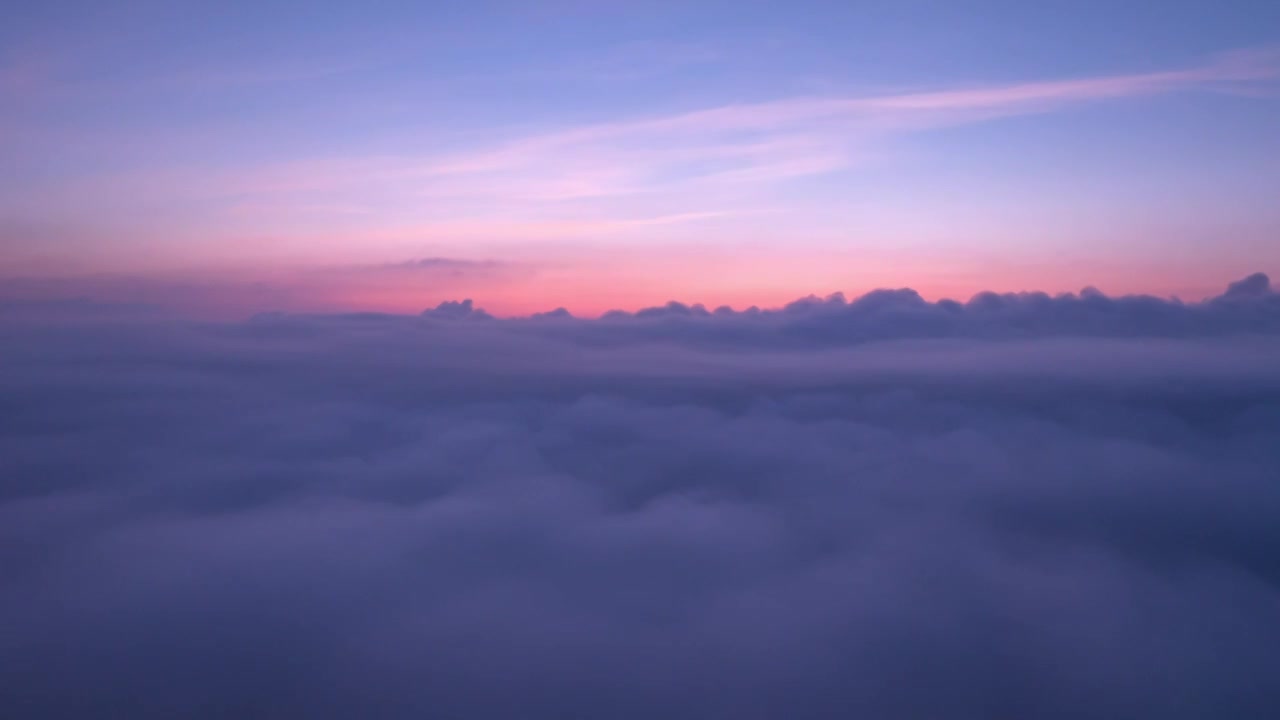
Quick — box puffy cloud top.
[2,274,1279,718]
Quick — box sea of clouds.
[3,273,1280,718]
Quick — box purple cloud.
[1,274,1279,718]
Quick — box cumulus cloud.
[1223,271,1273,300]
[420,298,494,321]
[2,274,1280,718]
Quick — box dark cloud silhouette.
[1222,271,1273,300]
[559,273,1280,349]
[421,298,494,320]
[2,274,1280,718]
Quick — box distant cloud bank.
[2,274,1279,718]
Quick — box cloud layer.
[3,275,1280,718]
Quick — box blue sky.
[3,0,1279,314]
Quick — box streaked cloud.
[182,48,1278,222]
[4,38,1277,294]
[411,48,1279,197]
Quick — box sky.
[5,4,1280,715]
[2,0,1279,317]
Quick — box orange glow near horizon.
[253,252,1257,319]
[5,240,1265,320]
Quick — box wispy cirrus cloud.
[205,48,1279,212]
[24,49,1280,209]
[411,48,1279,193]
[8,47,1277,273]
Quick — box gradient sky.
[3,0,1280,316]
